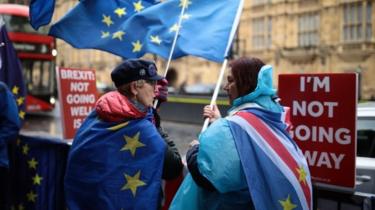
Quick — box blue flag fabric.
[228,108,313,210]
[0,82,20,168]
[8,134,70,210]
[29,0,56,30]
[65,110,166,210]
[49,0,243,62]
[0,19,27,121]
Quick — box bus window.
[23,60,54,95]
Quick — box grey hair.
[117,80,146,97]
[135,80,146,87]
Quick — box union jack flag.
[227,108,312,210]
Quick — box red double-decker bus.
[0,3,57,112]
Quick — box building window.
[366,2,372,40]
[298,13,319,47]
[343,1,372,42]
[252,0,270,6]
[252,17,272,50]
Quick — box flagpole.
[200,0,243,133]
[153,3,186,109]
[200,59,228,133]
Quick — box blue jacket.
[0,81,21,168]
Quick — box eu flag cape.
[0,18,26,119]
[171,107,312,210]
[0,82,20,168]
[65,111,166,210]
[49,0,243,62]
[0,18,25,168]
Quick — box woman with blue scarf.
[170,57,312,210]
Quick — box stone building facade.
[238,0,375,99]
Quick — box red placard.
[56,67,97,140]
[278,73,357,190]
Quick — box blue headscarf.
[231,65,283,113]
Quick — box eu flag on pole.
[0,17,27,121]
[49,0,243,62]
[29,0,56,30]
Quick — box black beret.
[111,59,163,87]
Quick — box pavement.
[162,121,202,157]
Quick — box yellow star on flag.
[101,31,110,38]
[179,0,192,9]
[297,166,307,185]
[17,97,24,106]
[12,86,19,95]
[32,173,43,185]
[120,132,145,156]
[28,158,38,170]
[132,40,143,52]
[279,195,297,210]
[113,31,125,41]
[19,110,25,119]
[108,121,129,131]
[170,23,181,33]
[121,170,146,196]
[181,13,191,20]
[150,35,162,45]
[102,14,114,27]
[133,1,144,12]
[18,204,25,210]
[22,144,29,155]
[26,191,38,203]
[114,7,127,18]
